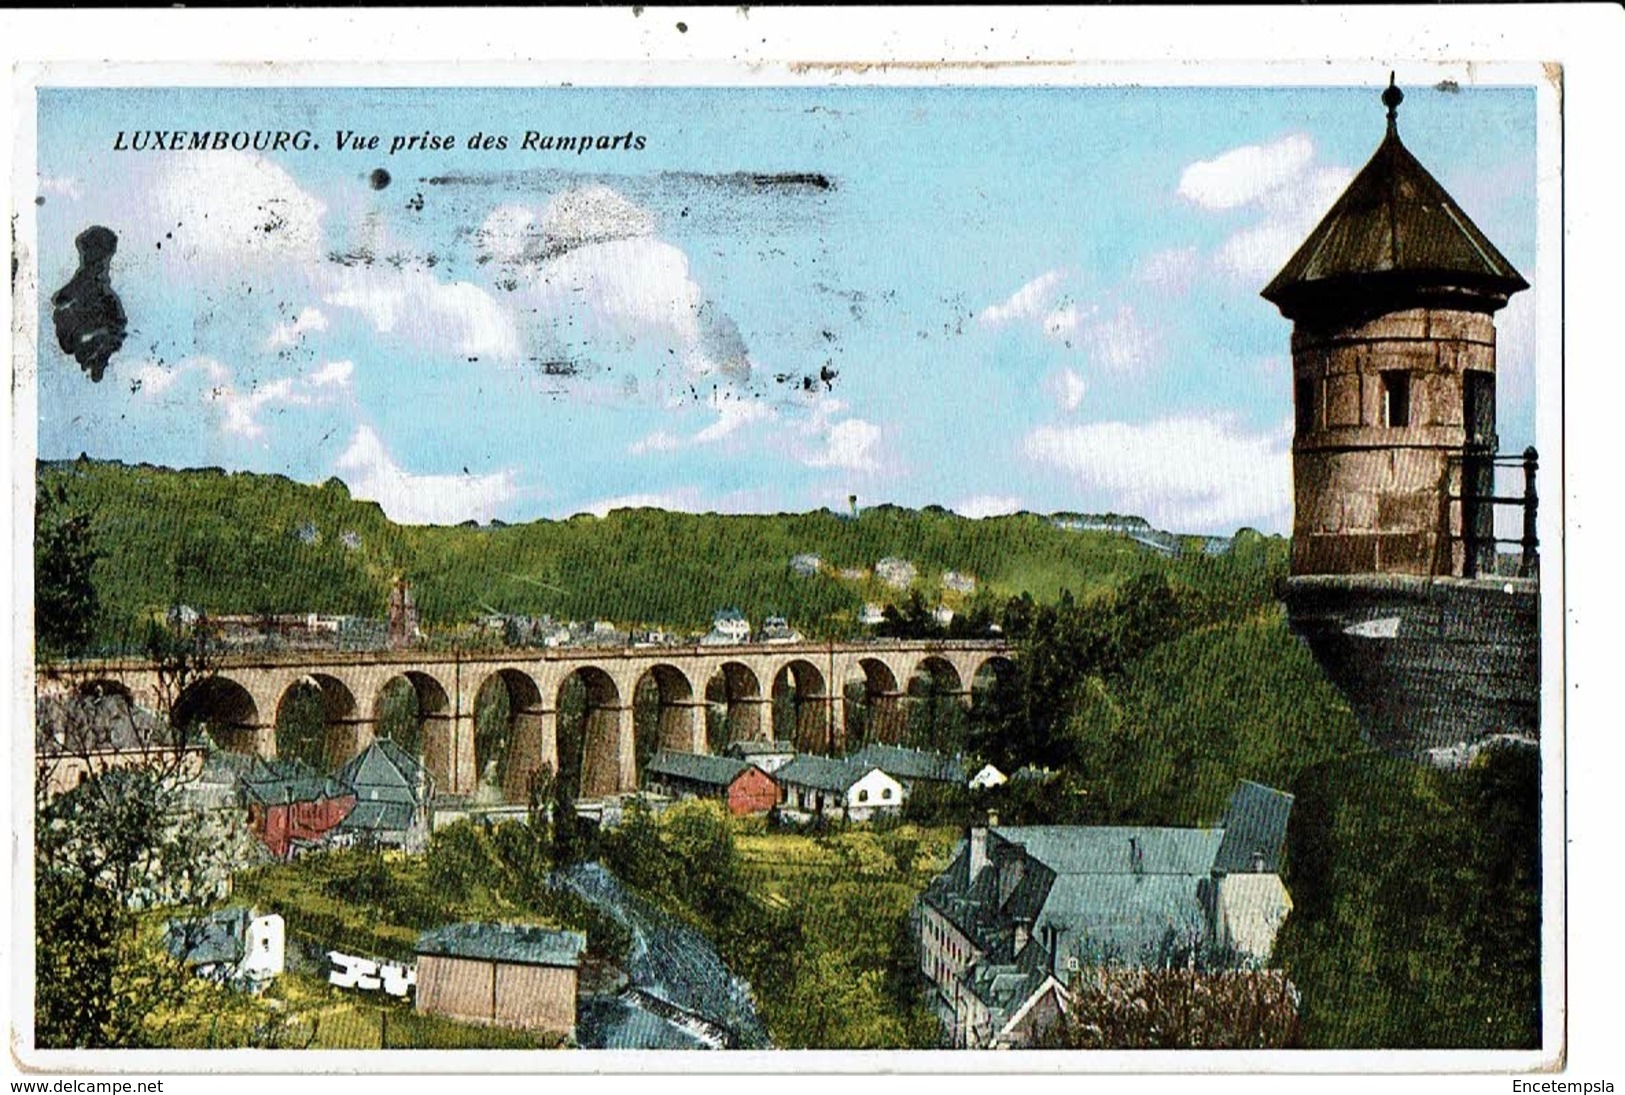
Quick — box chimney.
[968,825,989,881]
[995,841,1026,907]
[1250,849,1266,873]
[1013,917,1032,956]
[1129,836,1144,875]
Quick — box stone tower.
[1262,77,1528,580]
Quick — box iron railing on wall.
[1448,446,1539,579]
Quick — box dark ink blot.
[1435,80,1460,93]
[35,195,45,206]
[406,192,425,212]
[328,248,376,267]
[540,359,580,377]
[676,20,688,32]
[369,168,392,190]
[750,172,832,191]
[51,225,127,383]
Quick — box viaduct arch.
[44,640,1011,801]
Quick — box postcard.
[6,8,1583,1079]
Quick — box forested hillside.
[38,457,1284,652]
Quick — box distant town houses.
[240,756,358,859]
[756,615,803,644]
[415,923,586,1038]
[643,751,780,816]
[847,742,969,792]
[334,739,434,851]
[775,755,905,822]
[35,689,206,797]
[874,557,918,590]
[915,780,1296,1048]
[941,570,977,594]
[701,608,752,646]
[164,906,286,992]
[788,553,823,577]
[857,602,887,627]
[968,763,1009,791]
[723,739,797,774]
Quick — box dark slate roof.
[337,738,430,805]
[645,750,750,787]
[725,739,796,759]
[416,922,586,968]
[36,693,197,754]
[1262,108,1528,318]
[240,756,350,806]
[1212,780,1295,875]
[775,754,872,793]
[336,798,416,834]
[847,743,968,784]
[165,906,249,967]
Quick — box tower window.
[1381,371,1411,428]
[1295,377,1315,434]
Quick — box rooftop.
[416,922,586,968]
[1262,79,1528,319]
[776,753,873,793]
[848,742,968,784]
[644,750,752,787]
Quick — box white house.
[165,907,285,991]
[874,557,917,589]
[775,755,905,822]
[702,608,752,645]
[858,603,886,627]
[968,763,1008,790]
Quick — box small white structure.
[702,608,752,645]
[858,603,886,627]
[942,570,978,594]
[775,756,905,822]
[789,554,823,577]
[758,615,803,643]
[329,950,418,998]
[932,604,956,628]
[874,557,918,590]
[1213,873,1294,963]
[165,907,285,991]
[968,763,1008,791]
[725,739,798,774]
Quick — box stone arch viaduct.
[47,640,1014,801]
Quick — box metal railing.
[1448,446,1538,579]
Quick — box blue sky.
[34,83,1537,534]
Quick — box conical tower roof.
[1262,79,1528,320]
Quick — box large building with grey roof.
[916,780,1294,1048]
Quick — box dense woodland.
[33,458,1542,1050]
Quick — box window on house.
[882,787,893,800]
[1295,376,1315,434]
[858,789,869,803]
[1381,371,1411,428]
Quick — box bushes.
[1273,745,1541,1048]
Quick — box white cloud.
[578,490,699,518]
[1049,303,1154,372]
[1133,246,1200,294]
[629,430,682,456]
[324,269,517,359]
[307,359,354,388]
[267,307,329,348]
[805,418,882,472]
[155,152,326,262]
[1179,133,1356,283]
[693,396,776,444]
[335,425,516,526]
[1213,165,1356,281]
[954,495,1024,519]
[210,376,308,440]
[1178,134,1316,210]
[129,361,182,397]
[526,235,706,365]
[1047,368,1088,412]
[1023,415,1293,532]
[979,270,1067,327]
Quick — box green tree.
[35,479,100,658]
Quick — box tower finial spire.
[1382,71,1404,133]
